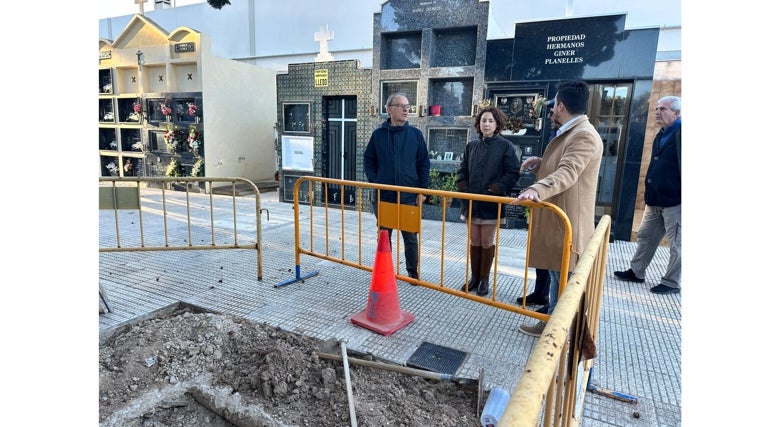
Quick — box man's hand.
[520,156,541,174]
[510,188,541,205]
[456,181,467,192]
[417,194,426,206]
[487,183,500,195]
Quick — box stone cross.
[314,25,334,62]
[135,0,147,15]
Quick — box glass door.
[587,83,632,220]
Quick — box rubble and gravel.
[99,307,482,426]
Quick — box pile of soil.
[99,306,483,426]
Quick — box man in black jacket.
[363,93,430,280]
[614,95,681,294]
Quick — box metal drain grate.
[406,341,468,376]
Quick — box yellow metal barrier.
[276,176,571,322]
[501,215,611,427]
[98,177,264,281]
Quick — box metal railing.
[502,215,610,426]
[98,177,264,281]
[278,176,570,319]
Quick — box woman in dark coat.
[456,105,520,295]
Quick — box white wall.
[99,0,681,73]
[202,48,277,183]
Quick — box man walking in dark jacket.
[363,93,430,279]
[614,95,681,294]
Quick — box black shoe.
[613,269,644,283]
[515,293,549,305]
[476,279,489,296]
[407,270,418,285]
[461,277,478,293]
[535,305,549,314]
[650,284,680,294]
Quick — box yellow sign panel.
[314,69,328,87]
[377,201,421,233]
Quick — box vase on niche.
[168,145,176,154]
[194,116,200,124]
[165,115,172,123]
[193,148,200,157]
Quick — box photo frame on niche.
[496,93,538,128]
[283,103,310,133]
[443,152,454,161]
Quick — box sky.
[100,0,210,18]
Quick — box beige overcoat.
[526,115,603,272]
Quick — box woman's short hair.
[474,105,508,136]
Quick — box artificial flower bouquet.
[128,101,142,121]
[165,158,180,177]
[164,124,179,152]
[187,125,202,154]
[106,162,119,174]
[191,158,204,177]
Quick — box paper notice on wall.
[282,135,314,172]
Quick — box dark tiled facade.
[275,0,666,239]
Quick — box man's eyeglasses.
[388,103,411,109]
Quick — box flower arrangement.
[191,158,204,177]
[131,142,143,151]
[160,103,173,116]
[109,140,118,149]
[164,124,179,152]
[105,161,119,175]
[504,116,525,133]
[165,158,180,177]
[187,102,198,116]
[128,101,142,121]
[428,150,439,160]
[529,95,546,121]
[187,125,202,154]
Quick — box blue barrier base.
[274,265,319,288]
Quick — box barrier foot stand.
[586,367,638,404]
[274,265,319,288]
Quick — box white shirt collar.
[556,115,583,137]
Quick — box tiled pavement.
[99,188,681,426]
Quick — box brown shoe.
[518,321,546,337]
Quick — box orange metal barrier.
[276,176,572,323]
[98,177,264,281]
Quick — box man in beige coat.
[511,80,603,337]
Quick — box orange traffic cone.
[351,229,415,335]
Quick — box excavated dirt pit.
[99,303,484,426]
